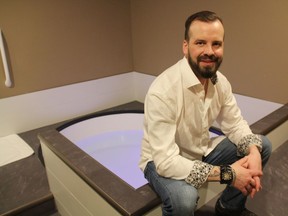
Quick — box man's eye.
[196,41,205,46]
[213,42,222,47]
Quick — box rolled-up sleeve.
[237,134,262,156]
[185,160,213,189]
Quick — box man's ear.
[183,40,188,56]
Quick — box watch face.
[223,172,232,180]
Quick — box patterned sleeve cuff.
[237,134,263,156]
[185,160,213,189]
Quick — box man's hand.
[231,156,262,196]
[246,145,263,198]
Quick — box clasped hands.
[231,145,262,198]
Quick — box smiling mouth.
[199,54,218,62]
[200,60,215,66]
[202,60,214,63]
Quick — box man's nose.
[203,45,214,55]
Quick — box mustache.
[198,54,218,62]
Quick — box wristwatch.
[220,165,234,185]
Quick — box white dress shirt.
[139,57,262,188]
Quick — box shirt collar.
[180,56,201,88]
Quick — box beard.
[187,51,222,80]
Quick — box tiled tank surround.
[1,101,287,215]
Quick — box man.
[139,11,272,216]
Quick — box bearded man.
[139,11,272,216]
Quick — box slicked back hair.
[184,11,223,41]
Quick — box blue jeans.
[144,136,272,216]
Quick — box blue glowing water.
[76,129,147,189]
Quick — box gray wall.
[0,0,287,103]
